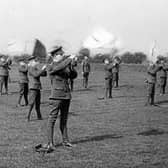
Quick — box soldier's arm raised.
[148,65,162,75]
[0,61,8,67]
[29,67,46,77]
[49,58,71,75]
[106,63,114,70]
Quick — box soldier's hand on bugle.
[144,79,148,83]
[69,54,76,60]
[42,65,47,70]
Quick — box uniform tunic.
[47,58,77,144]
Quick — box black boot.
[145,96,151,106]
[17,95,22,107]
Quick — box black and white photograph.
[0,0,168,167]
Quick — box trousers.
[146,83,155,105]
[113,72,119,87]
[83,72,89,88]
[28,89,42,119]
[47,99,70,145]
[0,76,8,94]
[105,78,113,98]
[159,77,167,94]
[18,83,29,105]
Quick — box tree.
[121,51,147,64]
[78,48,90,62]
[78,48,90,57]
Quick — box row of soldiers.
[0,47,167,151]
[0,48,120,152]
[0,53,167,106]
[0,53,121,101]
[0,46,78,151]
[145,59,168,106]
[103,57,120,99]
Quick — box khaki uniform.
[158,64,168,94]
[112,63,119,88]
[0,59,10,94]
[47,58,77,145]
[69,59,77,91]
[82,60,91,88]
[27,65,47,120]
[104,63,114,98]
[17,64,29,105]
[146,64,161,105]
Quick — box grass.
[0,63,168,168]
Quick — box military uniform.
[17,63,29,106]
[69,59,77,91]
[0,59,10,95]
[145,64,161,105]
[82,59,91,88]
[112,63,119,88]
[27,65,47,121]
[47,57,77,146]
[158,64,168,95]
[104,63,114,98]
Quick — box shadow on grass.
[137,128,167,136]
[68,112,79,116]
[74,88,93,92]
[28,117,48,122]
[89,84,103,89]
[119,84,134,88]
[55,133,123,147]
[155,100,168,105]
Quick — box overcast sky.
[0,0,168,54]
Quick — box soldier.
[82,56,91,88]
[69,57,78,91]
[158,60,168,95]
[44,46,77,150]
[17,60,29,106]
[27,57,47,121]
[145,61,162,106]
[112,57,120,88]
[104,58,114,99]
[0,57,11,95]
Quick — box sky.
[0,0,168,54]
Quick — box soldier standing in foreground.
[104,58,114,99]
[145,61,162,106]
[43,46,77,150]
[82,56,91,88]
[27,57,47,121]
[0,57,11,95]
[17,60,29,106]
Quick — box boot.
[109,87,112,98]
[151,94,155,105]
[27,104,34,121]
[47,117,56,146]
[104,88,108,99]
[35,106,42,120]
[145,96,151,106]
[17,95,22,107]
[24,94,28,106]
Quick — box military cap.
[49,46,63,55]
[28,56,36,61]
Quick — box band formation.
[0,44,167,153]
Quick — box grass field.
[0,63,168,168]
